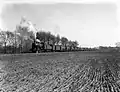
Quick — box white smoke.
[19,16,38,38]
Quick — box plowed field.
[0,51,120,92]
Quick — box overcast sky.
[0,0,120,47]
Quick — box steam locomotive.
[31,39,79,53]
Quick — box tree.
[6,31,15,52]
[72,41,79,47]
[56,34,60,44]
[61,37,68,46]
[0,30,15,53]
[0,31,7,53]
[36,31,46,42]
[67,40,72,46]
[36,31,56,45]
[49,34,56,44]
[46,31,51,41]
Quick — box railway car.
[70,46,74,51]
[31,39,79,53]
[66,46,70,51]
[44,44,53,52]
[55,45,61,52]
[61,46,66,52]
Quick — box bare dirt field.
[0,51,120,92]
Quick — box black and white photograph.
[0,0,120,91]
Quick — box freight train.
[31,39,79,53]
